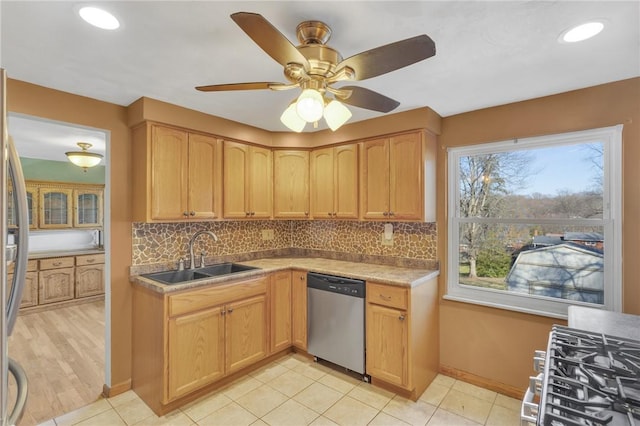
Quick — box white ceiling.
[1,1,639,159]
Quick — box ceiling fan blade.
[231,12,310,69]
[195,82,290,92]
[337,35,435,81]
[336,86,400,113]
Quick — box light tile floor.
[40,353,521,426]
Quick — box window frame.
[445,125,623,319]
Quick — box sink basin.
[142,262,259,284]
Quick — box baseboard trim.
[439,365,524,400]
[102,379,132,398]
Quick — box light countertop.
[133,257,439,294]
[568,305,640,341]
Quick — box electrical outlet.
[262,229,274,240]
[381,234,393,246]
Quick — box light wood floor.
[7,300,105,426]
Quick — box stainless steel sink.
[142,262,259,284]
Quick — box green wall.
[20,157,105,184]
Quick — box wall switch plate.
[381,234,393,246]
[262,229,274,240]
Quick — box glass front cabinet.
[30,182,104,230]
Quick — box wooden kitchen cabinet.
[39,187,73,228]
[223,141,272,219]
[167,305,225,400]
[273,150,309,219]
[132,123,222,222]
[225,294,268,374]
[365,279,439,399]
[73,189,103,228]
[8,260,39,308]
[38,257,75,304]
[291,270,307,350]
[133,275,269,414]
[24,185,38,230]
[310,144,358,219]
[75,254,105,298]
[360,130,436,221]
[270,270,292,353]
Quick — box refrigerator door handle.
[7,358,27,426]
[6,136,29,335]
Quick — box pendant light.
[65,142,103,171]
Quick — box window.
[446,126,622,318]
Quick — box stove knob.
[528,373,543,396]
[533,354,546,373]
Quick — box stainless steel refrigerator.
[1,68,29,425]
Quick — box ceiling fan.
[196,12,436,131]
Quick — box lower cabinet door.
[38,268,74,304]
[75,264,105,298]
[270,271,292,353]
[225,294,268,374]
[168,306,225,400]
[366,303,409,387]
[8,271,38,308]
[291,271,307,350]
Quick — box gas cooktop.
[540,325,640,425]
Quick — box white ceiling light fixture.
[65,142,103,171]
[78,6,120,30]
[280,88,353,133]
[560,21,604,43]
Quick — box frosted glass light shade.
[65,142,103,170]
[280,103,306,132]
[561,21,604,43]
[296,89,324,122]
[324,100,352,131]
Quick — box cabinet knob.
[53,262,62,266]
[300,276,304,281]
[327,212,332,216]
[389,211,395,216]
[221,310,226,315]
[399,314,405,321]
[183,211,189,217]
[245,212,251,216]
[304,212,309,216]
[86,258,95,263]
[250,212,255,216]
[190,211,195,216]
[227,308,234,314]
[383,212,389,217]
[380,294,392,301]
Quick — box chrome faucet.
[188,230,218,269]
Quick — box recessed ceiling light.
[78,6,120,30]
[559,21,604,43]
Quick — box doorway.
[6,113,110,425]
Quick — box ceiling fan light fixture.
[324,100,352,131]
[65,142,103,171]
[78,6,120,30]
[560,21,604,43]
[280,103,306,132]
[296,89,324,122]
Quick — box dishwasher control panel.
[307,272,365,298]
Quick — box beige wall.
[437,77,640,393]
[7,78,133,390]
[8,75,639,398]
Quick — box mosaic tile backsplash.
[132,220,437,267]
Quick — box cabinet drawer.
[76,253,105,266]
[39,257,74,270]
[169,276,268,317]
[367,282,408,310]
[6,259,37,274]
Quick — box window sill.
[442,293,569,320]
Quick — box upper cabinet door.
[39,188,74,228]
[273,150,309,219]
[389,132,423,221]
[223,141,250,218]
[360,138,390,219]
[310,147,334,218]
[248,145,273,219]
[188,134,221,219]
[333,144,358,219]
[151,125,189,220]
[25,185,38,230]
[73,189,103,228]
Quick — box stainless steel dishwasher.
[307,272,366,375]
